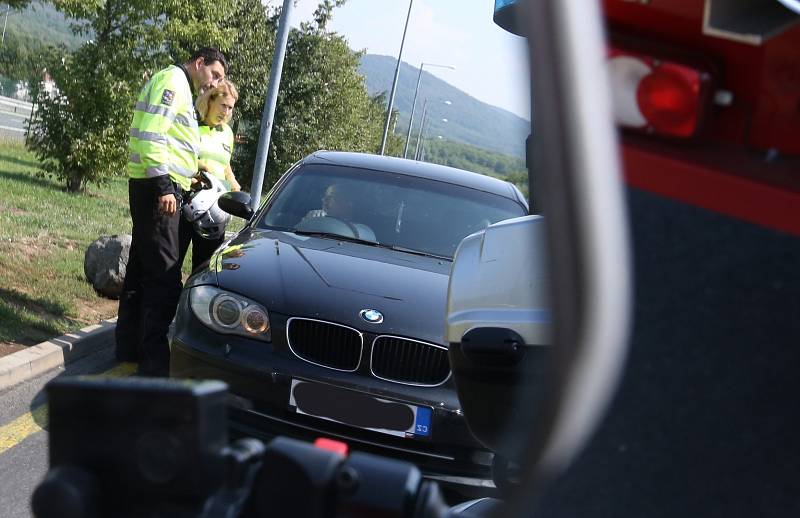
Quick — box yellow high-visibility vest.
[199,123,234,182]
[127,65,199,191]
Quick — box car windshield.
[257,163,527,259]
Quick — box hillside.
[0,1,85,92]
[358,54,529,159]
[3,1,85,50]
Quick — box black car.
[170,151,528,487]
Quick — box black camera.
[31,377,453,518]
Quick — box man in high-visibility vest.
[116,47,228,376]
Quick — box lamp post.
[2,5,11,47]
[379,0,414,155]
[415,118,447,161]
[403,62,455,158]
[413,99,451,160]
[249,0,293,210]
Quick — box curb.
[0,318,117,392]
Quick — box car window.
[258,164,527,258]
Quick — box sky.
[265,0,531,119]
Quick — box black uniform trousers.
[116,178,183,376]
[178,216,225,274]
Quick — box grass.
[0,140,248,348]
[0,140,131,346]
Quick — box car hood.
[206,229,452,344]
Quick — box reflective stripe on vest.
[130,128,200,156]
[127,65,199,191]
[199,124,234,181]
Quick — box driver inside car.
[303,184,354,220]
[299,183,377,241]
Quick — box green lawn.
[0,140,131,346]
[0,140,248,348]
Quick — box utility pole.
[413,98,451,160]
[249,0,293,210]
[413,99,428,160]
[403,62,454,159]
[2,4,11,47]
[379,0,414,155]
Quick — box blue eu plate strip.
[414,407,432,437]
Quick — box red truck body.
[603,0,800,235]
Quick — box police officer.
[116,48,228,376]
[179,79,240,274]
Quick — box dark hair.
[189,47,228,74]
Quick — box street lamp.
[413,98,451,160]
[415,118,447,161]
[403,62,455,158]
[2,4,11,47]
[249,0,294,210]
[379,0,415,156]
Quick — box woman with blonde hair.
[179,79,241,272]
[195,79,240,191]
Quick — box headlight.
[189,286,271,342]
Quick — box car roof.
[301,151,526,206]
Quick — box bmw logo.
[359,309,384,324]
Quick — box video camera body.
[32,377,452,518]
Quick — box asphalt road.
[0,344,125,518]
[0,337,482,515]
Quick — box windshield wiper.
[292,230,451,261]
[292,230,380,247]
[386,245,452,262]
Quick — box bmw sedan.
[170,151,528,487]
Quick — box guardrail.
[0,95,34,114]
[0,95,33,139]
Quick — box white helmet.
[182,172,231,240]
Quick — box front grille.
[371,336,451,386]
[287,318,363,371]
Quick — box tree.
[265,28,398,185]
[26,0,237,191]
[0,25,62,95]
[312,0,348,30]
[4,1,32,8]
[221,0,276,189]
[26,0,398,194]
[421,138,529,197]
[229,0,402,192]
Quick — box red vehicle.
[487,1,800,517]
[603,0,799,237]
[498,0,799,233]
[543,3,800,517]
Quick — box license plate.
[289,379,432,438]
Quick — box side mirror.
[218,191,254,220]
[445,215,551,460]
